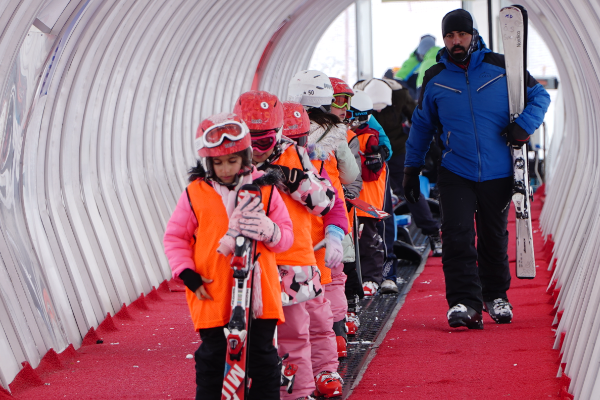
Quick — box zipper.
[434,83,462,93]
[465,70,482,181]
[442,131,453,158]
[477,73,506,92]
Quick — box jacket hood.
[307,121,347,161]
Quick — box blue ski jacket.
[405,42,550,182]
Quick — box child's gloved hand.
[324,225,344,268]
[179,269,213,301]
[216,229,238,256]
[229,196,263,232]
[239,210,281,246]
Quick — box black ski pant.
[195,318,279,400]
[377,166,399,283]
[437,167,512,314]
[358,216,385,285]
[388,152,440,235]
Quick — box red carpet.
[8,280,198,399]
[349,193,562,400]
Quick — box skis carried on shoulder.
[500,4,536,279]
[221,184,261,400]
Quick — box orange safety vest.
[185,179,284,330]
[311,157,350,284]
[356,132,387,218]
[272,146,317,267]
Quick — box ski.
[346,197,390,220]
[500,5,536,279]
[221,184,262,400]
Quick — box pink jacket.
[164,170,294,279]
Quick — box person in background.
[404,9,550,329]
[394,34,441,99]
[163,113,293,400]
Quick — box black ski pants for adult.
[388,152,440,235]
[195,318,279,400]
[437,167,512,314]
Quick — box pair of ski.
[221,185,296,400]
[501,4,536,279]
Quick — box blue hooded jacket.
[405,40,550,182]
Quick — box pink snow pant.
[324,262,348,323]
[278,302,314,399]
[306,290,338,376]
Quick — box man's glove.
[501,121,530,147]
[277,165,306,193]
[402,166,422,204]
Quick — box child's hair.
[189,148,252,183]
[307,107,341,129]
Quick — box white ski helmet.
[349,90,373,123]
[350,90,373,112]
[288,70,334,108]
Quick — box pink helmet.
[330,77,354,96]
[233,91,284,133]
[282,102,310,138]
[195,112,250,158]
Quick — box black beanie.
[442,9,473,37]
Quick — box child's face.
[212,154,243,184]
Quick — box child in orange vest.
[163,113,293,400]
[234,90,348,399]
[349,90,388,297]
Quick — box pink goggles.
[251,129,279,153]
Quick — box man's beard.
[451,45,467,55]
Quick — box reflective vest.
[272,146,317,267]
[185,179,284,330]
[356,132,387,218]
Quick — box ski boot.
[428,232,443,257]
[345,312,360,335]
[346,295,361,335]
[362,281,379,297]
[447,304,483,329]
[333,320,347,358]
[484,298,513,324]
[314,371,344,398]
[279,353,298,394]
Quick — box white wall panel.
[1,0,598,397]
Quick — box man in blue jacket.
[403,9,550,329]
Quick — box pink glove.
[239,210,281,246]
[216,229,238,256]
[324,225,344,268]
[218,197,264,256]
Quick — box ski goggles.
[291,133,308,148]
[346,109,371,122]
[198,121,247,149]
[332,94,352,109]
[251,129,279,153]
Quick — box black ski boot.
[447,304,483,329]
[484,298,513,324]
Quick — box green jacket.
[395,46,441,88]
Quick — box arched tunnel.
[0,0,598,398]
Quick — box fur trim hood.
[307,121,347,161]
